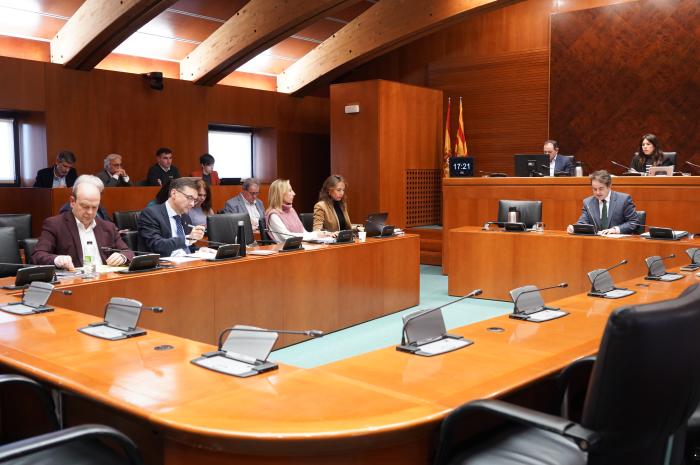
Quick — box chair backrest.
[23,238,39,264]
[581,283,700,464]
[259,218,274,242]
[0,227,22,277]
[497,200,543,228]
[664,152,677,166]
[113,210,141,231]
[0,214,32,242]
[120,231,139,252]
[634,210,646,235]
[207,213,253,246]
[299,212,313,232]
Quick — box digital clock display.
[449,156,474,177]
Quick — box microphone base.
[116,265,162,274]
[205,256,242,262]
[644,273,684,282]
[0,302,53,315]
[587,287,635,299]
[191,351,278,377]
[78,322,146,340]
[396,334,472,357]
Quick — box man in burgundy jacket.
[32,175,135,270]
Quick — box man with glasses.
[223,178,264,231]
[138,177,206,256]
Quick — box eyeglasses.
[176,190,197,203]
[247,191,260,196]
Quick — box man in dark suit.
[32,175,134,270]
[137,177,206,257]
[33,151,78,188]
[96,153,131,187]
[146,147,181,187]
[544,140,573,176]
[567,170,639,235]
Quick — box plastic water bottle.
[83,241,97,278]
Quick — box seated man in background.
[223,177,264,231]
[544,140,572,176]
[567,170,639,235]
[190,153,220,185]
[32,175,134,270]
[146,147,180,186]
[34,150,78,188]
[138,177,206,256]
[97,153,131,187]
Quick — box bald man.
[32,175,135,271]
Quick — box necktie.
[173,215,186,239]
[601,200,608,227]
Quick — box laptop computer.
[365,212,388,237]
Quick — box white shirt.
[74,217,103,266]
[268,213,318,243]
[241,195,261,230]
[165,200,192,256]
[549,156,557,177]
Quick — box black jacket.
[33,166,78,188]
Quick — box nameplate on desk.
[0,302,53,315]
[397,335,472,357]
[191,351,278,378]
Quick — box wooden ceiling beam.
[181,0,361,86]
[50,0,178,70]
[277,0,509,95]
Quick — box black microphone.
[262,228,299,239]
[142,306,164,313]
[512,282,568,314]
[478,170,508,177]
[399,288,482,345]
[20,285,72,300]
[192,239,234,247]
[646,254,675,276]
[100,246,155,256]
[610,160,641,174]
[217,326,324,350]
[686,161,700,171]
[590,260,627,293]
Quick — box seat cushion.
[4,438,130,465]
[451,426,585,465]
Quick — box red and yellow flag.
[454,97,468,156]
[443,97,452,160]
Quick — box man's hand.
[599,227,620,235]
[189,225,205,241]
[54,255,75,271]
[566,224,574,234]
[106,253,126,266]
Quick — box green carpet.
[271,265,511,368]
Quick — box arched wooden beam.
[277,0,508,95]
[51,0,177,70]
[181,0,360,86]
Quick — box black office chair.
[433,283,700,465]
[22,238,39,265]
[497,200,543,228]
[633,152,677,167]
[113,211,140,231]
[634,210,646,235]
[207,213,254,246]
[299,213,313,232]
[0,374,59,444]
[0,227,22,278]
[120,231,139,252]
[560,155,575,175]
[0,214,32,246]
[258,218,277,245]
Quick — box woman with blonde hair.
[313,174,351,232]
[265,179,323,243]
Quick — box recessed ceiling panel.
[169,0,248,20]
[294,18,345,43]
[266,37,317,60]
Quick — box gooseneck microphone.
[590,260,627,293]
[142,306,164,313]
[217,326,324,351]
[400,289,482,346]
[611,160,641,173]
[686,161,700,171]
[512,283,567,314]
[21,286,72,300]
[646,254,675,275]
[101,246,156,256]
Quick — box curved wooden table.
[0,262,696,464]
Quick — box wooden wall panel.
[550,0,700,169]
[331,81,380,224]
[0,57,46,112]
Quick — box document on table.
[248,250,278,256]
[160,256,202,264]
[418,338,471,355]
[95,265,128,273]
[597,233,630,238]
[186,250,217,259]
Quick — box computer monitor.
[207,213,254,246]
[514,154,550,177]
[365,212,388,237]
